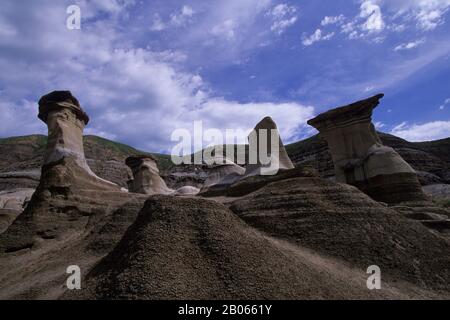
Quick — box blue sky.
[0,0,449,153]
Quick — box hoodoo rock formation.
[38,91,120,190]
[307,94,428,204]
[0,91,125,253]
[126,155,199,196]
[244,117,295,177]
[125,155,173,195]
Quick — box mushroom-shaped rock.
[307,94,427,204]
[244,116,294,177]
[38,90,120,190]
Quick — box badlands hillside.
[1,132,449,203]
[0,91,449,300]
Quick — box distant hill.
[0,134,172,189]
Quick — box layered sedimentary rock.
[307,94,427,204]
[67,195,409,300]
[244,117,294,177]
[0,188,35,234]
[229,177,450,292]
[126,155,199,195]
[198,157,245,196]
[203,158,245,188]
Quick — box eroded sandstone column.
[38,90,119,189]
[125,155,174,195]
[307,94,427,204]
[244,116,295,177]
[126,155,200,195]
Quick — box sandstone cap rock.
[38,90,89,124]
[307,93,384,130]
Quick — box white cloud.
[266,4,298,35]
[150,5,195,31]
[359,0,385,33]
[170,5,195,26]
[415,1,450,30]
[391,121,450,141]
[341,21,356,34]
[385,0,450,31]
[394,38,425,51]
[150,13,165,31]
[321,14,345,26]
[182,5,194,16]
[302,29,334,46]
[339,1,385,40]
[162,0,274,64]
[439,97,450,110]
[211,19,236,40]
[374,121,385,129]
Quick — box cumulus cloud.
[385,0,450,31]
[394,38,425,51]
[391,121,450,141]
[339,0,385,40]
[266,3,298,35]
[360,0,385,32]
[302,29,335,46]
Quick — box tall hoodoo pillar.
[38,90,120,189]
[244,116,295,177]
[307,94,427,204]
[39,91,90,168]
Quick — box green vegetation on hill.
[0,134,48,151]
[83,135,146,157]
[0,134,174,172]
